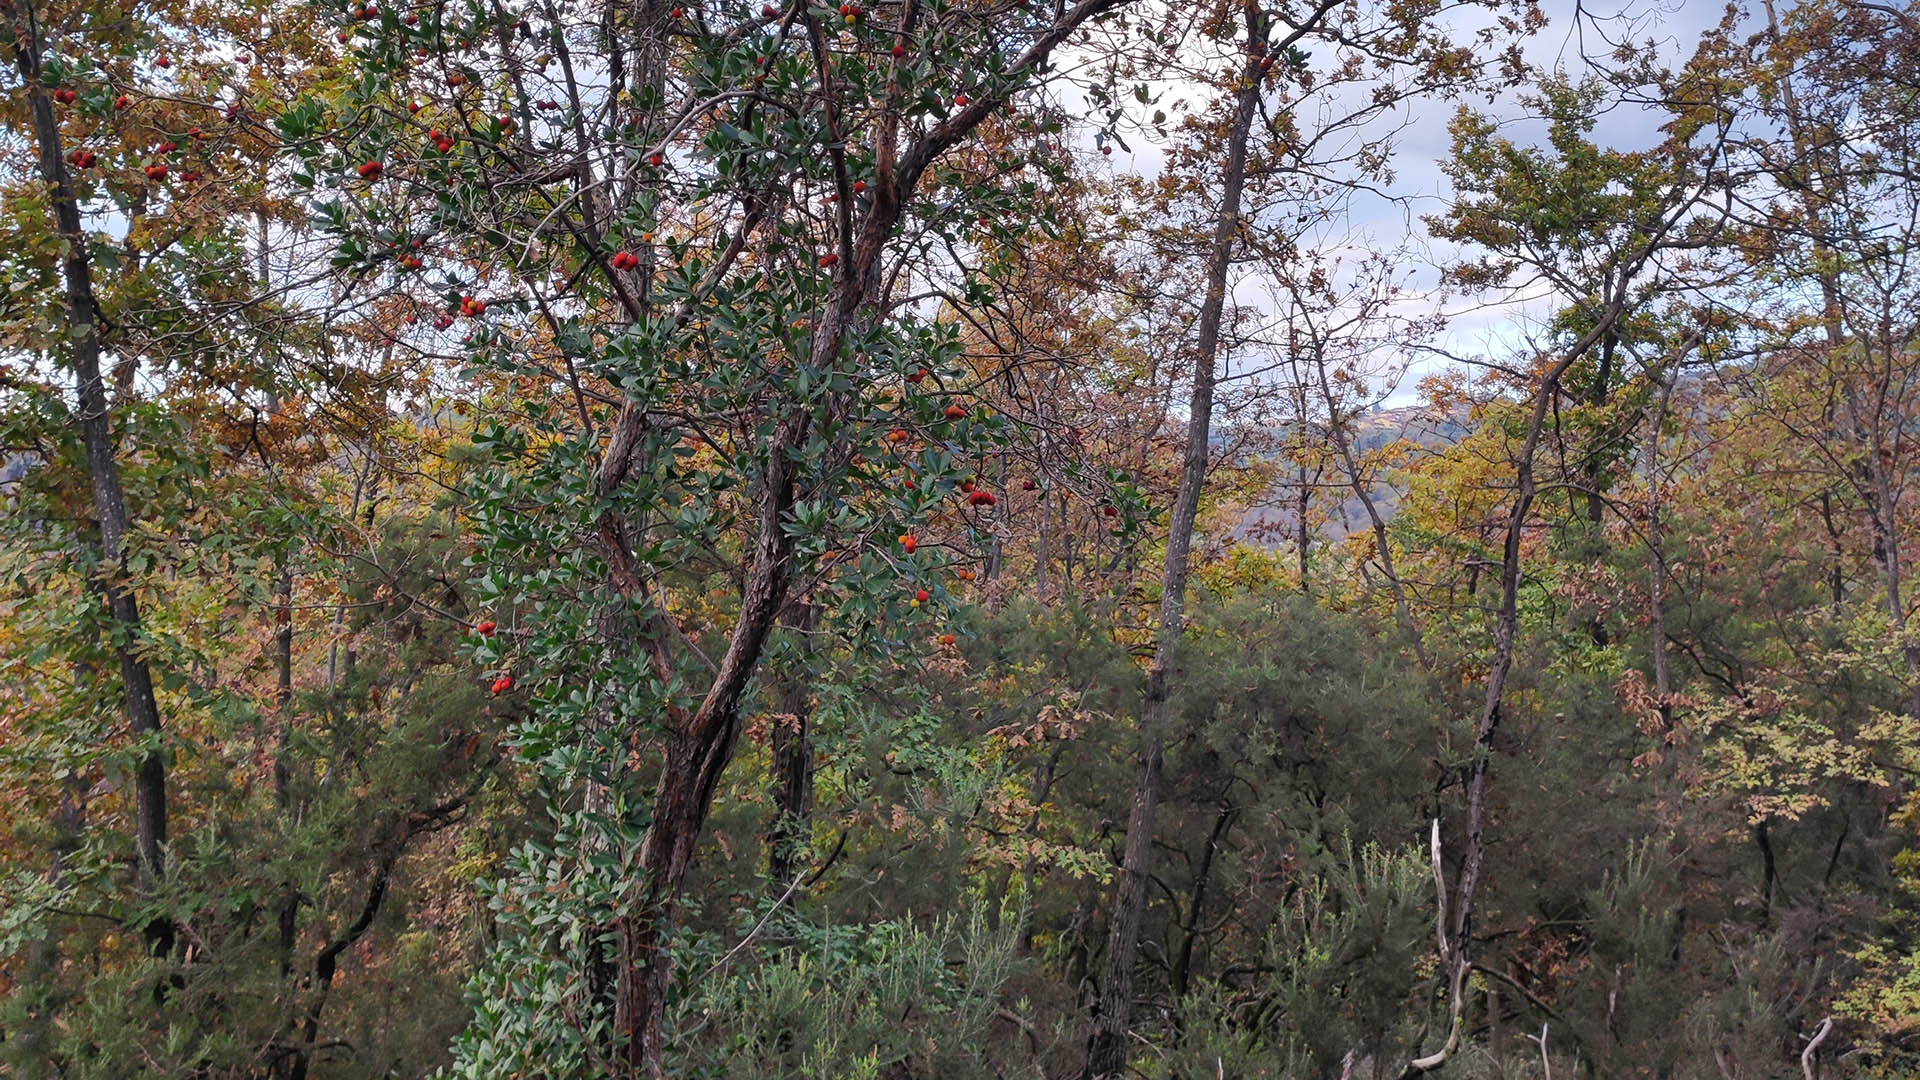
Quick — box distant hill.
[1232,403,1467,544]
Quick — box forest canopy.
[2,0,1919,1077]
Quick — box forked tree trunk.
[600,7,1137,1072]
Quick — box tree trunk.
[1085,7,1267,1073]
[768,603,820,885]
[15,11,173,959]
[1406,293,1634,1076]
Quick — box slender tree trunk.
[15,11,173,959]
[1296,459,1311,592]
[1407,290,1634,1075]
[1646,373,1675,731]
[1085,8,1268,1073]
[768,603,820,885]
[1315,360,1432,673]
[1171,800,1235,999]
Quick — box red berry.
[490,675,514,694]
[899,533,917,554]
[944,404,965,419]
[1022,479,1037,491]
[854,180,866,193]
[939,633,956,646]
[477,620,496,636]
[114,94,131,109]
[907,367,928,384]
[649,152,664,167]
[892,43,906,58]
[156,55,171,68]
[1103,505,1118,517]
[914,589,930,603]
[762,2,776,14]
[181,170,201,182]
[954,93,969,106]
[817,252,839,267]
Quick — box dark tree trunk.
[1085,5,1270,1073]
[15,9,173,960]
[768,603,820,885]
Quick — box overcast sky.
[1097,0,1744,408]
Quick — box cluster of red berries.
[352,2,378,18]
[899,533,918,554]
[906,367,928,384]
[66,148,98,169]
[427,128,455,153]
[610,250,640,271]
[357,159,384,179]
[114,94,132,109]
[536,99,561,110]
[143,163,168,180]
[943,403,966,419]
[967,490,997,507]
[490,675,514,694]
[817,252,839,267]
[52,88,78,105]
[838,2,862,21]
[398,254,424,270]
[458,295,487,317]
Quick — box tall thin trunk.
[1085,7,1269,1073]
[767,603,820,886]
[15,9,172,958]
[1646,373,1675,731]
[1314,360,1431,673]
[1170,800,1236,999]
[1295,458,1311,592]
[1406,295,1632,1075]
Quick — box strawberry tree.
[287,0,1141,1072]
